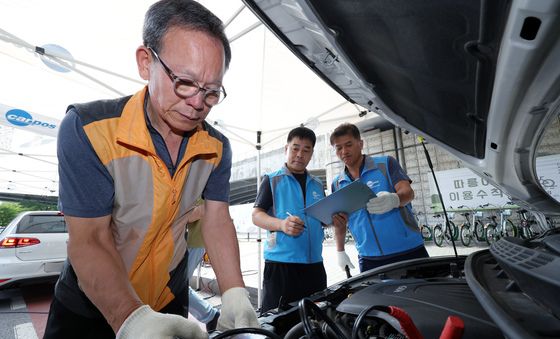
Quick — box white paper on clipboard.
[303,180,376,224]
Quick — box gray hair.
[143,0,231,69]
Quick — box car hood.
[242,0,560,214]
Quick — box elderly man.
[44,1,258,338]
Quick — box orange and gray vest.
[57,87,227,316]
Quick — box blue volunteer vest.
[333,156,422,257]
[264,166,325,263]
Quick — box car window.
[535,113,560,203]
[16,215,67,234]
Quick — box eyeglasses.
[148,47,227,107]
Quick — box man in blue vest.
[252,127,326,313]
[330,123,428,273]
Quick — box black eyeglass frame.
[148,47,227,107]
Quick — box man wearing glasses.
[44,1,258,338]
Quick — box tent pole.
[256,131,262,310]
[224,4,246,28]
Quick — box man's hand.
[366,191,400,214]
[336,251,355,271]
[279,215,305,236]
[217,287,259,332]
[331,212,348,228]
[116,305,207,339]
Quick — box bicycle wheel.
[420,225,432,241]
[485,224,498,245]
[433,225,444,247]
[503,219,518,238]
[460,224,472,247]
[474,221,485,241]
[449,221,458,240]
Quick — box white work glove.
[217,287,260,332]
[366,191,400,214]
[337,251,355,271]
[116,305,207,339]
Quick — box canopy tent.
[0,0,375,308]
[0,0,371,196]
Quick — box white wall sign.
[429,168,511,209]
[430,155,560,209]
[536,154,560,201]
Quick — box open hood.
[242,0,560,214]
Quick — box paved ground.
[0,238,487,338]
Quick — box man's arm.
[394,180,414,206]
[252,208,305,236]
[202,200,259,331]
[331,213,348,252]
[66,215,142,333]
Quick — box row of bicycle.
[417,204,544,247]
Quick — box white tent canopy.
[0,0,371,196]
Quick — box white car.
[0,211,68,288]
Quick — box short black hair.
[143,0,231,69]
[330,123,361,145]
[287,126,316,147]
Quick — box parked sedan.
[0,211,67,288]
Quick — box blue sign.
[5,109,56,129]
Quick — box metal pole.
[395,127,406,172]
[228,21,263,43]
[256,131,263,309]
[224,4,246,28]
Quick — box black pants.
[261,261,326,314]
[44,290,188,339]
[359,245,429,273]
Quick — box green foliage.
[18,200,57,211]
[0,200,58,226]
[0,202,23,226]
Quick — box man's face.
[285,137,314,174]
[145,27,226,134]
[332,134,363,168]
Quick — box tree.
[0,202,23,226]
[0,200,57,226]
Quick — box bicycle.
[416,211,433,241]
[432,211,458,247]
[483,203,518,244]
[456,205,475,247]
[473,204,497,243]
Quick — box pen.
[286,212,306,228]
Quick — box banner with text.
[429,156,560,210]
[1,103,60,138]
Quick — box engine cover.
[336,278,502,338]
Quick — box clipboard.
[303,180,376,224]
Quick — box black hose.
[298,298,346,339]
[285,322,306,339]
[211,327,283,339]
